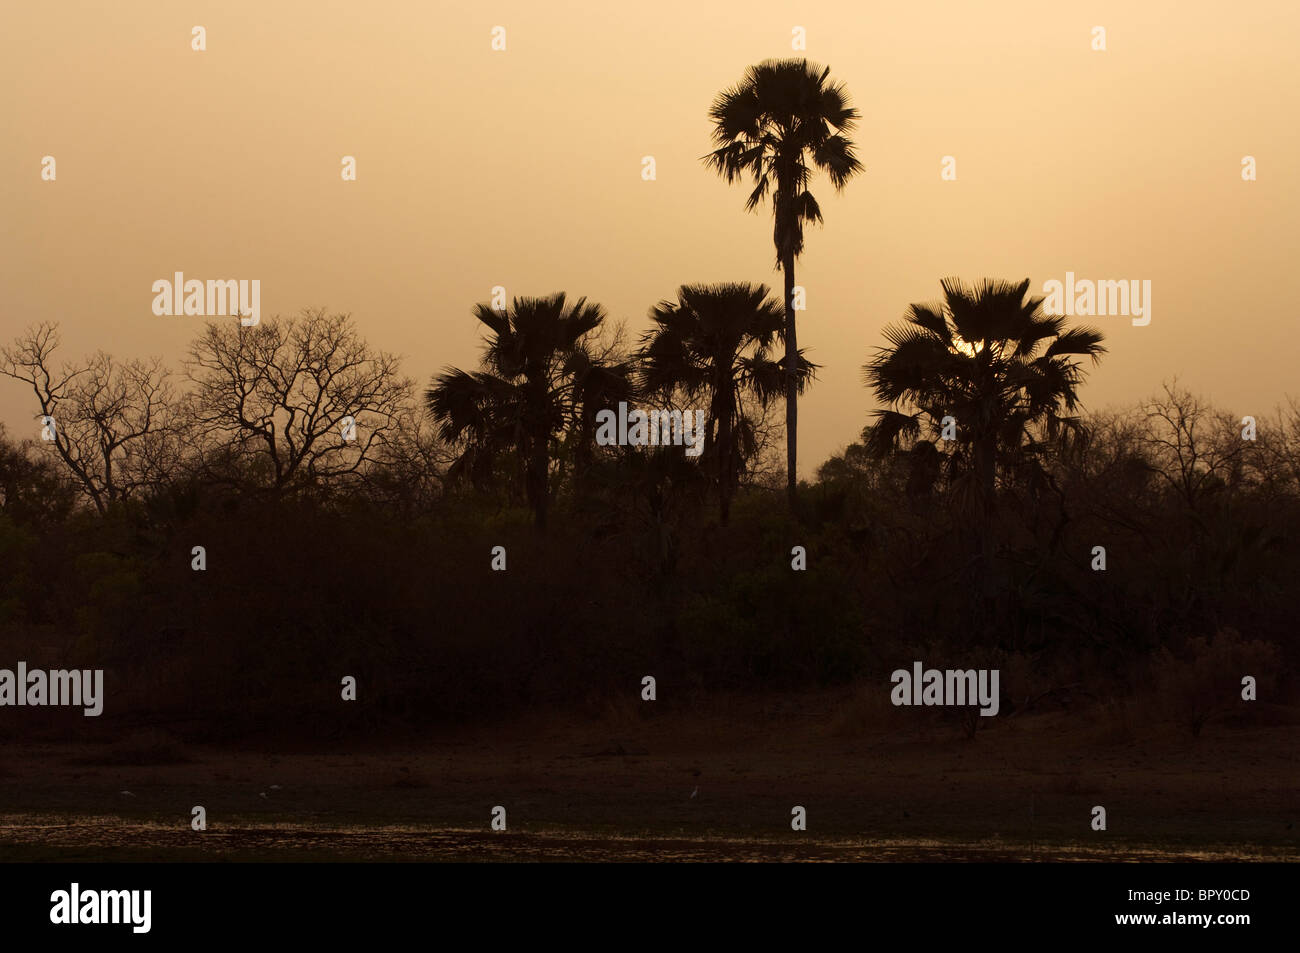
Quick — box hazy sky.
[2,1,1297,474]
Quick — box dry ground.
[1,687,1297,860]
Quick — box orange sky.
[2,0,1297,474]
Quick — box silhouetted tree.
[564,327,637,496]
[1139,381,1252,509]
[354,411,454,514]
[426,293,622,530]
[863,278,1106,516]
[705,58,863,509]
[0,424,78,526]
[2,323,177,514]
[185,309,411,498]
[639,282,809,524]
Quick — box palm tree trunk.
[532,463,547,530]
[526,429,549,532]
[534,442,548,531]
[716,384,735,526]
[782,248,798,510]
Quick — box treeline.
[0,280,1296,738]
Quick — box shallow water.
[0,815,1286,862]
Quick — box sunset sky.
[3,0,1296,474]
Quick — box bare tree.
[1,323,176,514]
[357,410,454,511]
[185,309,412,496]
[1251,397,1300,501]
[1139,382,1256,509]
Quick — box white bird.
[269,784,281,791]
[690,787,698,799]
[259,792,268,799]
[119,790,135,797]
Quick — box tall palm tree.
[863,277,1107,515]
[639,283,811,525]
[426,293,618,530]
[705,58,864,509]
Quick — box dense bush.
[2,317,1296,740]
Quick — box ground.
[2,688,1297,861]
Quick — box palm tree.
[639,283,811,524]
[426,293,621,530]
[863,278,1106,515]
[705,58,864,509]
[564,342,636,495]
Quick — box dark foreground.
[3,690,1297,862]
[2,820,1293,863]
